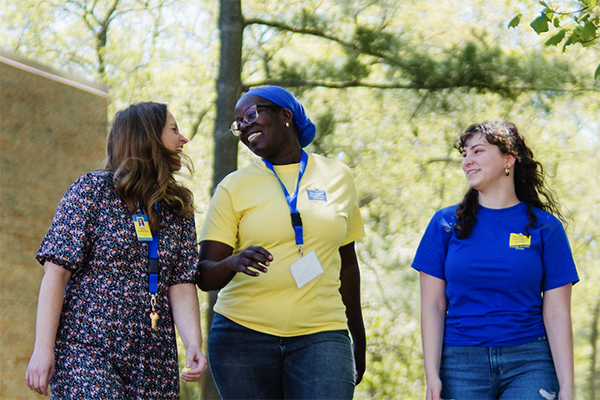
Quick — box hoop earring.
[285,122,290,128]
[505,168,510,176]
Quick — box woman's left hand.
[353,342,366,384]
[180,346,208,382]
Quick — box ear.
[281,108,294,126]
[504,154,516,169]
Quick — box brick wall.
[0,50,108,399]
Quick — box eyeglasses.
[229,105,281,137]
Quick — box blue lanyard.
[263,150,308,253]
[147,203,159,294]
[148,231,158,294]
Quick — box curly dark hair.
[105,102,194,233]
[453,120,564,238]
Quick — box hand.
[353,342,366,385]
[425,376,444,400]
[180,347,208,382]
[230,246,273,277]
[25,347,55,396]
[557,388,573,400]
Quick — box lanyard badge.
[133,204,160,331]
[133,213,153,241]
[263,150,308,256]
[263,152,324,288]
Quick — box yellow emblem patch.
[509,233,530,249]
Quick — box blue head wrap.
[243,85,316,147]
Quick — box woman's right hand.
[197,241,273,291]
[25,346,55,396]
[25,262,70,396]
[426,377,455,400]
[229,246,273,277]
[425,377,443,400]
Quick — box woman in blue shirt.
[412,121,578,400]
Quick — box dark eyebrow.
[467,143,486,150]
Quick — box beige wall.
[0,50,108,399]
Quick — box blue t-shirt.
[412,202,579,347]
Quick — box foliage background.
[2,0,599,398]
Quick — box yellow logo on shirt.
[509,233,530,249]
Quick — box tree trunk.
[200,0,244,399]
[212,0,243,190]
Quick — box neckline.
[477,201,526,215]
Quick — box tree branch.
[244,17,396,64]
[243,78,600,93]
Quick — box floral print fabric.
[36,170,198,399]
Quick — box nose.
[180,134,189,145]
[239,119,253,130]
[462,154,472,168]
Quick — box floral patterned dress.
[36,170,198,399]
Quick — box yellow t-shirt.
[200,153,365,336]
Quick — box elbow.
[195,269,222,292]
[196,281,213,292]
[195,273,211,292]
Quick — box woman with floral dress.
[25,102,207,398]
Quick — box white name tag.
[290,251,324,289]
[307,188,327,202]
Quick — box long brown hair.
[105,102,194,233]
[453,120,564,238]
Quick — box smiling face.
[461,133,514,193]
[160,111,188,171]
[233,95,299,164]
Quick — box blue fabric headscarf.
[243,85,316,147]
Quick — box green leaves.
[517,0,599,79]
[545,29,566,46]
[530,12,551,33]
[508,13,522,28]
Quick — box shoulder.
[308,153,351,173]
[67,170,113,196]
[218,160,265,189]
[73,170,113,186]
[307,153,355,184]
[419,205,458,238]
[530,206,564,228]
[432,205,458,226]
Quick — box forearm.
[168,283,202,350]
[419,272,447,381]
[196,258,237,291]
[34,262,71,351]
[197,241,272,291]
[421,304,446,379]
[543,285,574,397]
[339,264,366,346]
[546,315,574,394]
[338,243,365,344]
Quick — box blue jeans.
[208,313,355,399]
[440,337,559,399]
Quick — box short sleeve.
[341,169,365,246]
[541,219,579,291]
[410,208,455,281]
[36,173,102,271]
[167,213,199,286]
[199,183,239,248]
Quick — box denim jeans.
[208,313,355,400]
[440,337,559,399]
